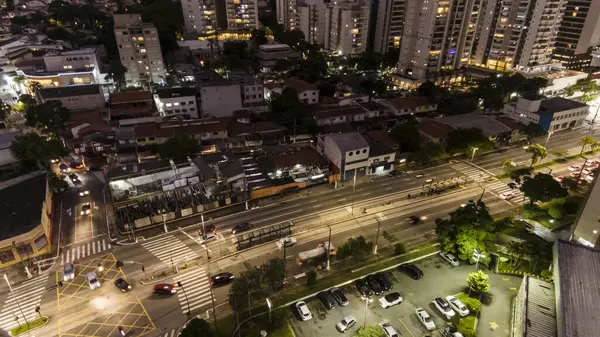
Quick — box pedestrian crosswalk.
[61,238,112,264]
[486,180,527,204]
[451,162,492,183]
[0,274,48,331]
[141,235,199,267]
[173,268,212,314]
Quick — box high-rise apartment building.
[113,14,166,85]
[472,0,566,72]
[298,0,326,44]
[226,0,259,31]
[181,0,218,35]
[322,0,370,55]
[553,0,600,70]
[571,172,600,247]
[373,0,404,54]
[396,0,481,83]
[276,0,298,30]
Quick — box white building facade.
[323,0,370,55]
[155,87,199,119]
[181,0,218,35]
[502,97,588,132]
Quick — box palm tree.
[580,135,596,154]
[526,143,547,167]
[591,140,600,153]
[28,81,43,95]
[501,159,515,171]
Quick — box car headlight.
[86,210,90,214]
[128,285,131,289]
[80,211,84,215]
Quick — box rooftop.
[537,97,588,115]
[437,113,512,137]
[383,96,436,110]
[555,239,600,337]
[496,116,526,131]
[39,84,101,99]
[418,120,456,140]
[284,77,318,92]
[258,44,292,51]
[369,142,394,156]
[156,87,197,99]
[522,276,557,337]
[110,91,153,105]
[107,159,189,180]
[134,120,228,139]
[0,172,47,240]
[327,132,369,153]
[196,70,233,86]
[314,105,365,119]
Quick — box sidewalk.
[477,272,521,337]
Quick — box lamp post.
[474,249,486,270]
[351,168,357,215]
[373,216,381,255]
[470,147,479,162]
[4,274,29,326]
[177,281,191,316]
[326,224,332,271]
[545,131,554,146]
[266,298,272,324]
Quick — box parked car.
[317,291,337,310]
[416,308,436,330]
[365,275,383,295]
[63,263,75,281]
[388,170,403,177]
[153,284,176,295]
[295,301,312,321]
[336,315,357,333]
[374,272,392,291]
[86,272,101,290]
[277,236,297,248]
[439,252,460,266]
[569,165,582,171]
[114,278,131,292]
[443,326,465,337]
[202,232,217,242]
[211,272,234,287]
[433,297,455,319]
[329,287,349,307]
[407,215,421,224]
[232,222,253,234]
[445,295,470,317]
[499,192,515,200]
[399,263,423,280]
[80,203,91,216]
[59,164,70,173]
[353,279,373,299]
[379,322,399,337]
[379,292,402,309]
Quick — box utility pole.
[373,217,381,255]
[206,249,218,332]
[326,224,332,271]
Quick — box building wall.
[242,83,263,104]
[553,0,600,69]
[200,84,243,117]
[276,0,298,30]
[43,50,99,73]
[298,89,319,104]
[298,0,324,44]
[571,173,600,247]
[225,0,259,31]
[373,0,404,54]
[156,95,199,119]
[181,0,218,34]
[44,93,105,111]
[323,0,370,55]
[547,107,587,131]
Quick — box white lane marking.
[313,204,322,208]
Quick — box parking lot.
[290,255,519,337]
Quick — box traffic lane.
[58,189,78,245]
[79,170,108,237]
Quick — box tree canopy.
[10,132,68,168]
[445,128,492,155]
[466,270,490,293]
[389,116,420,152]
[179,318,215,337]
[526,143,547,167]
[228,258,287,311]
[336,235,373,261]
[520,173,568,204]
[158,136,200,160]
[267,88,315,134]
[25,101,70,135]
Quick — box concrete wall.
[250,181,307,199]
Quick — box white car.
[295,301,312,321]
[86,272,101,290]
[587,175,594,182]
[79,189,90,196]
[433,297,455,319]
[378,322,399,337]
[439,252,459,266]
[425,179,434,183]
[585,160,597,167]
[416,308,436,330]
[63,263,75,281]
[445,295,470,317]
[336,315,356,332]
[277,236,297,248]
[379,292,402,308]
[202,232,217,242]
[499,192,514,200]
[569,165,582,171]
[582,169,591,175]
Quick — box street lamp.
[326,224,332,271]
[470,147,479,162]
[373,216,381,255]
[351,168,357,215]
[3,274,29,326]
[545,131,554,146]
[266,298,272,324]
[473,249,486,270]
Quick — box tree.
[306,270,317,286]
[260,258,286,291]
[445,128,492,155]
[10,132,52,168]
[501,159,515,171]
[417,81,445,101]
[336,235,373,261]
[48,172,69,192]
[466,270,490,293]
[158,136,200,160]
[548,205,565,219]
[267,87,314,134]
[389,117,420,152]
[520,173,568,204]
[526,143,547,167]
[509,167,533,184]
[411,141,445,164]
[250,28,268,47]
[46,27,74,41]
[580,135,596,154]
[354,326,385,337]
[523,123,545,139]
[179,318,215,337]
[25,100,70,135]
[28,81,43,95]
[560,176,579,191]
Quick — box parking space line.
[396,318,416,337]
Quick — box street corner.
[58,298,156,337]
[56,253,124,310]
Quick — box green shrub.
[306,270,317,287]
[563,199,581,214]
[458,316,477,337]
[540,269,552,280]
[394,243,406,255]
[456,293,481,314]
[548,206,564,219]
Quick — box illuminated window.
[137,37,144,41]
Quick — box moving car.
[569,165,582,171]
[317,291,337,310]
[433,297,455,319]
[416,308,436,330]
[232,222,254,234]
[50,158,60,164]
[445,295,470,317]
[353,279,373,299]
[336,315,357,333]
[114,278,131,292]
[379,292,402,308]
[86,272,101,290]
[365,275,383,295]
[63,263,75,281]
[199,225,217,236]
[329,287,349,306]
[295,301,312,321]
[79,189,90,196]
[425,179,434,183]
[69,174,81,184]
[202,232,217,242]
[399,263,423,280]
[153,284,176,295]
[499,192,515,200]
[211,272,234,287]
[80,203,91,216]
[388,170,403,177]
[277,236,297,248]
[416,174,424,178]
[507,182,519,189]
[407,216,421,224]
[439,252,460,266]
[379,322,399,337]
[374,272,393,291]
[59,164,70,173]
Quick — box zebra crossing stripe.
[141,235,199,267]
[173,269,212,312]
[60,239,112,264]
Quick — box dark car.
[365,275,383,295]
[211,272,234,287]
[200,224,217,236]
[153,284,177,295]
[329,287,349,306]
[388,170,404,177]
[114,278,131,292]
[374,272,393,291]
[59,164,70,173]
[399,263,423,280]
[232,222,253,234]
[353,279,373,299]
[69,174,81,184]
[317,291,337,310]
[407,216,421,224]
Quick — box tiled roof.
[314,105,365,119]
[284,77,317,92]
[419,120,455,140]
[110,91,153,105]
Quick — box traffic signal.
[116,260,123,268]
[58,281,63,287]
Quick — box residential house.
[264,77,319,104]
[379,96,438,116]
[154,87,199,119]
[197,70,243,118]
[256,44,301,70]
[37,85,105,111]
[109,91,155,122]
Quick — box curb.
[11,316,50,336]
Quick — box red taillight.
[211,281,214,285]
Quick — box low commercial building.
[256,44,300,70]
[436,113,513,142]
[503,97,588,132]
[154,87,199,119]
[109,91,155,122]
[37,84,105,111]
[0,172,53,269]
[0,130,20,170]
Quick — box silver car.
[86,272,101,290]
[63,263,75,281]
